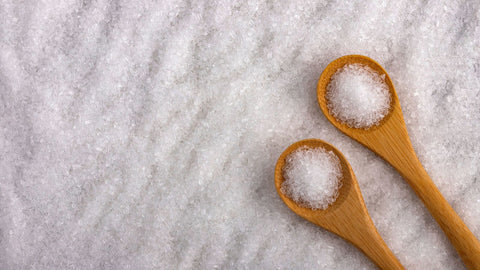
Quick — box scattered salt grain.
[281,146,342,210]
[326,64,391,129]
[0,1,478,269]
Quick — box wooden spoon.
[274,138,404,270]
[317,55,480,269]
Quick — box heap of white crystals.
[281,146,342,210]
[326,64,391,129]
[0,1,479,269]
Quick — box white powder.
[0,1,478,270]
[326,64,391,129]
[281,146,342,210]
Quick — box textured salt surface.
[281,146,342,210]
[1,1,479,269]
[327,64,391,128]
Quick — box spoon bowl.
[275,138,404,270]
[317,55,480,269]
[318,55,399,133]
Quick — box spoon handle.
[395,157,480,270]
[340,210,405,270]
[358,107,480,269]
[373,121,480,269]
[355,227,404,270]
[320,178,405,270]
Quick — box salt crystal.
[326,64,391,129]
[0,1,477,269]
[281,146,342,210]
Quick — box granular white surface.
[281,146,342,210]
[327,64,391,128]
[1,1,479,269]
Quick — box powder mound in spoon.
[326,63,391,129]
[281,146,342,210]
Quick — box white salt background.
[0,0,479,269]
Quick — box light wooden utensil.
[317,54,480,270]
[274,139,404,270]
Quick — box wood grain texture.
[317,55,480,270]
[275,139,404,270]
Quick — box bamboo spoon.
[275,138,404,270]
[317,55,480,270]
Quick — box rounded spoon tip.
[274,139,354,220]
[317,55,400,133]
